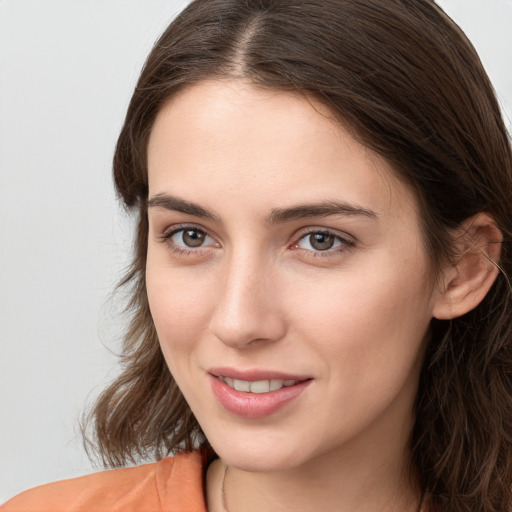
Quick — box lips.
[209,368,312,418]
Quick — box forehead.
[147,79,418,222]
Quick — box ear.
[432,213,503,320]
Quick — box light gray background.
[1,0,511,502]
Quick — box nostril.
[208,307,286,348]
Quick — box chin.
[204,428,312,473]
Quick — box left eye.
[296,232,348,252]
[169,228,216,248]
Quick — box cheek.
[287,257,433,376]
[145,257,214,354]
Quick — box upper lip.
[208,367,311,382]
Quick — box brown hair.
[84,1,512,510]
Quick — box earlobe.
[432,213,503,320]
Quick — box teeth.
[270,379,283,391]
[250,380,270,394]
[218,376,299,393]
[233,379,251,392]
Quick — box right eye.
[172,228,210,247]
[161,226,219,254]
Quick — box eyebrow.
[147,194,220,221]
[147,194,377,223]
[267,201,378,224]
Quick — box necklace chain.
[220,462,229,512]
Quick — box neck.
[225,452,419,512]
[207,425,421,512]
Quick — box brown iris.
[182,229,206,247]
[309,233,335,251]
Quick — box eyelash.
[158,224,355,258]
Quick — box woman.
[3,0,511,511]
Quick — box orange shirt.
[2,450,432,511]
[1,450,208,512]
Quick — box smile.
[209,372,312,418]
[217,376,301,393]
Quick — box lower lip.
[209,375,311,418]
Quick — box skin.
[145,79,446,511]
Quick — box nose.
[208,253,287,348]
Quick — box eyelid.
[292,225,355,243]
[160,222,212,238]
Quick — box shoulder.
[1,450,208,512]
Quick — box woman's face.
[146,80,441,472]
